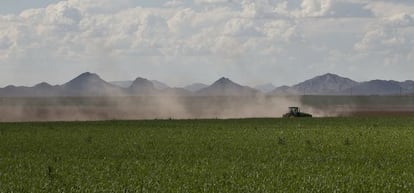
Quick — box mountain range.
[0,72,413,97]
[271,73,414,96]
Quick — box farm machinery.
[283,107,312,118]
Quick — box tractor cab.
[283,107,312,118]
[288,107,300,115]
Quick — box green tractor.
[283,107,312,118]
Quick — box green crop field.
[1,117,414,192]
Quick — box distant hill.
[62,72,124,96]
[110,80,169,90]
[272,73,358,95]
[128,77,158,95]
[295,73,358,95]
[271,73,414,96]
[0,72,124,97]
[184,83,208,92]
[30,82,61,96]
[0,85,35,97]
[400,81,414,93]
[345,80,402,95]
[196,77,258,96]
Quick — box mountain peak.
[324,73,338,76]
[78,72,99,78]
[304,73,357,84]
[218,77,230,81]
[130,77,155,91]
[67,72,102,84]
[197,77,257,96]
[131,77,153,85]
[283,73,359,95]
[63,72,113,92]
[314,73,347,80]
[212,77,237,86]
[34,82,53,88]
[4,85,17,89]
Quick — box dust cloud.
[0,95,306,122]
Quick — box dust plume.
[0,95,305,122]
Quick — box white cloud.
[367,1,414,17]
[355,13,414,52]
[164,0,184,7]
[386,13,414,27]
[167,8,196,35]
[300,0,332,17]
[0,0,414,86]
[67,0,135,13]
[195,0,229,4]
[289,0,373,18]
[262,20,297,42]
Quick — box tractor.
[283,107,312,118]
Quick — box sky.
[0,0,413,87]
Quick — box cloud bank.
[0,0,413,87]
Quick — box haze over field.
[0,72,413,121]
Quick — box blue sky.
[0,0,413,87]
[0,0,60,14]
[0,0,173,14]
